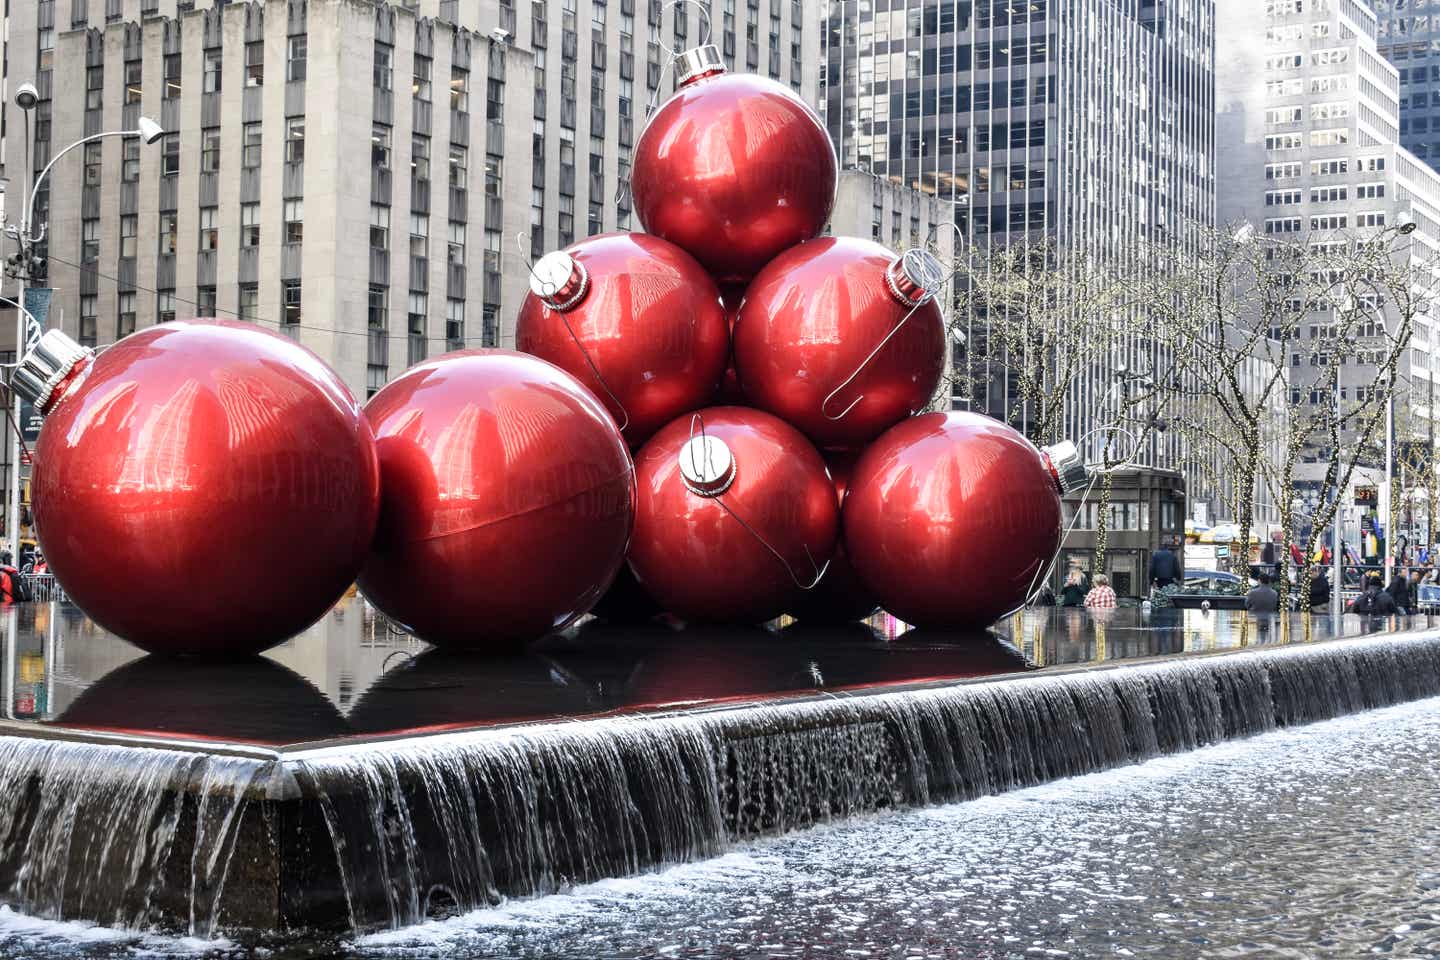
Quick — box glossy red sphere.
[787,454,880,624]
[733,237,947,451]
[32,320,379,656]
[516,232,730,445]
[359,350,634,650]
[844,412,1062,628]
[631,70,837,283]
[630,406,839,623]
[713,282,746,404]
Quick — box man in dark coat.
[1149,537,1182,589]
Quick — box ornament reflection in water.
[844,411,1085,629]
[359,350,635,651]
[22,322,380,656]
[631,44,837,283]
[629,407,839,624]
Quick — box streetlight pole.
[1333,366,1344,614]
[2,81,162,560]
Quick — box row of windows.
[97,36,309,112]
[1264,128,1353,150]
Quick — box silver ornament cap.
[679,434,736,497]
[676,45,726,87]
[12,329,93,415]
[1040,440,1088,495]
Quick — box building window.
[414,55,433,102]
[198,286,217,317]
[83,143,103,187]
[157,290,176,325]
[485,153,502,196]
[449,145,467,187]
[159,213,178,255]
[161,134,180,176]
[80,297,98,348]
[408,292,427,334]
[241,203,261,247]
[412,135,431,179]
[410,213,429,259]
[201,128,221,173]
[122,138,141,182]
[199,207,218,250]
[238,283,259,321]
[284,199,304,244]
[487,78,505,120]
[246,41,265,86]
[119,216,138,258]
[86,66,103,111]
[165,53,182,99]
[288,35,308,82]
[371,205,390,249]
[286,118,306,163]
[243,124,263,168]
[283,280,302,328]
[451,66,470,112]
[204,49,223,94]
[373,124,393,169]
[446,298,464,350]
[125,58,142,105]
[368,284,388,328]
[117,292,136,339]
[81,219,100,263]
[374,43,394,91]
[448,221,466,264]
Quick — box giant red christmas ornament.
[631,45,837,283]
[787,454,880,624]
[516,232,730,445]
[22,322,379,656]
[733,238,948,451]
[844,412,1087,628]
[713,282,747,404]
[630,406,839,624]
[359,350,634,650]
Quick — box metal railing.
[19,574,67,603]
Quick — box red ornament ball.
[359,350,634,650]
[630,406,839,624]
[631,52,837,283]
[713,282,747,405]
[516,232,730,445]
[787,454,881,624]
[844,412,1064,628]
[733,238,947,451]
[30,321,379,656]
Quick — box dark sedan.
[1168,569,1248,610]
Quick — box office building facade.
[1374,0,1440,170]
[819,0,1217,475]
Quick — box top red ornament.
[516,232,729,445]
[631,45,837,283]
[843,412,1086,628]
[733,238,948,451]
[22,322,380,656]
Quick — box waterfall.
[291,631,1440,933]
[0,631,1436,937]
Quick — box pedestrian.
[1149,537,1182,589]
[31,552,46,575]
[1349,574,1398,615]
[1084,574,1117,609]
[0,552,21,604]
[1245,573,1280,613]
[1060,569,1087,607]
[1308,567,1332,612]
[1386,570,1412,615]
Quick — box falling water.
[0,739,268,933]
[293,631,1440,933]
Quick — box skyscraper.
[1374,0,1440,171]
[820,0,1216,468]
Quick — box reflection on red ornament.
[844,412,1064,628]
[27,321,380,656]
[630,406,839,624]
[787,453,880,624]
[359,350,634,651]
[713,282,747,405]
[516,232,730,445]
[733,238,947,451]
[631,46,837,283]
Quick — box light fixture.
[13,83,38,112]
[136,117,165,145]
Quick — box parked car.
[1169,569,1248,610]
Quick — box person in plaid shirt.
[1084,574,1117,609]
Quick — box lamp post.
[2,81,162,560]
